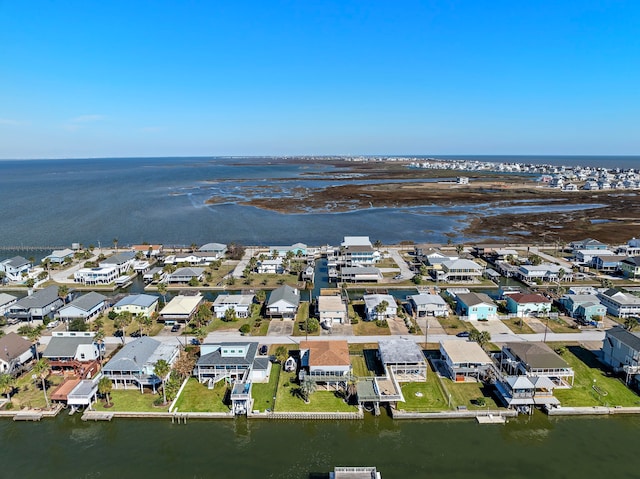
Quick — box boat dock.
[13,411,43,421]
[82,411,114,421]
[476,414,507,424]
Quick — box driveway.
[416,317,447,337]
[387,317,410,335]
[321,323,353,337]
[267,319,294,336]
[472,319,512,335]
[387,248,414,280]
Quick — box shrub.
[375,319,388,328]
[239,324,251,334]
[351,317,359,324]
[4,401,13,410]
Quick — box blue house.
[455,292,497,320]
[560,294,606,324]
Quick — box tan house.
[317,294,347,328]
[299,340,351,386]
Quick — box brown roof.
[300,340,350,367]
[0,332,32,360]
[132,244,162,251]
[51,378,81,402]
[509,293,551,304]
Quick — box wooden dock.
[476,414,506,424]
[81,411,114,421]
[13,411,43,421]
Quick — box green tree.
[0,373,16,401]
[625,317,639,332]
[374,300,389,319]
[98,376,113,406]
[195,303,213,327]
[33,358,51,408]
[528,254,542,266]
[299,376,317,403]
[69,318,89,331]
[274,346,288,364]
[57,285,69,303]
[25,325,44,360]
[154,359,171,405]
[469,330,491,350]
[114,312,133,343]
[25,278,35,288]
[94,329,105,364]
[456,244,464,255]
[223,307,237,322]
[157,282,168,303]
[239,323,251,334]
[304,317,319,333]
[112,238,119,251]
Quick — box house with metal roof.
[493,375,559,411]
[44,248,75,264]
[499,342,574,387]
[74,265,119,285]
[167,267,205,283]
[195,342,269,383]
[198,242,227,256]
[378,338,427,381]
[43,331,100,378]
[408,293,449,317]
[439,340,493,381]
[266,285,300,318]
[6,285,64,322]
[598,288,640,318]
[159,294,203,323]
[0,256,32,282]
[559,293,606,324]
[56,292,108,323]
[317,294,347,327]
[505,293,552,317]
[363,294,397,321]
[340,236,380,266]
[570,238,609,252]
[113,294,159,317]
[0,293,18,316]
[602,327,640,378]
[99,251,136,275]
[102,337,179,392]
[455,292,497,321]
[437,259,483,282]
[340,266,383,283]
[212,294,255,319]
[0,332,34,375]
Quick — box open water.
[1,156,638,248]
[1,412,639,479]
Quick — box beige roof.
[318,295,346,313]
[440,340,492,364]
[161,294,203,316]
[300,340,350,367]
[0,332,33,360]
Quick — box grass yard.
[542,317,578,334]
[400,375,449,412]
[350,355,374,377]
[10,373,65,409]
[274,370,356,412]
[502,317,536,335]
[252,363,280,411]
[172,378,231,413]
[443,379,500,410]
[437,315,472,334]
[553,345,640,407]
[352,320,391,336]
[246,273,303,289]
[94,389,160,412]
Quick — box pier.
[81,411,114,421]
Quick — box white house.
[0,293,18,316]
[363,294,397,321]
[212,294,255,319]
[99,251,136,275]
[57,292,108,323]
[159,294,203,323]
[598,288,640,318]
[317,294,348,328]
[167,267,205,283]
[44,248,75,264]
[74,266,119,285]
[0,332,34,375]
[256,258,285,274]
[0,256,32,282]
[408,293,449,317]
[112,294,159,317]
[266,285,300,318]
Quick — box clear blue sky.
[1,0,639,158]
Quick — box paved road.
[387,247,414,280]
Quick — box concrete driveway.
[267,319,294,336]
[472,319,512,335]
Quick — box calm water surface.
[1,413,639,479]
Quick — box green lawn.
[172,377,231,413]
[400,376,449,412]
[94,389,160,412]
[437,315,472,334]
[543,317,578,334]
[502,317,536,335]
[10,373,65,409]
[252,363,280,411]
[352,320,391,336]
[443,379,500,410]
[553,345,640,407]
[274,370,357,412]
[351,355,373,377]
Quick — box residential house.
[499,342,574,387]
[164,252,220,265]
[378,338,427,381]
[494,375,559,410]
[598,289,640,318]
[455,292,497,320]
[559,294,606,323]
[267,243,307,257]
[102,337,179,392]
[42,331,100,378]
[601,326,640,375]
[414,246,458,267]
[505,293,552,317]
[6,285,64,322]
[56,292,108,324]
[340,266,383,283]
[74,266,119,285]
[617,238,640,257]
[363,294,397,321]
[0,256,32,282]
[574,249,616,264]
[620,256,640,279]
[167,267,205,283]
[142,267,165,283]
[0,332,34,375]
[256,258,285,274]
[195,342,270,383]
[159,294,203,323]
[340,236,380,266]
[99,251,136,275]
[439,340,493,381]
[408,293,449,317]
[112,294,159,317]
[516,263,571,283]
[266,285,300,319]
[131,244,163,257]
[593,255,627,272]
[570,238,609,251]
[198,242,227,257]
[299,340,351,386]
[44,248,75,264]
[212,294,255,319]
[436,259,483,282]
[0,293,18,316]
[317,294,347,328]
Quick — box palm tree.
[112,238,119,252]
[374,300,389,320]
[33,358,51,408]
[94,329,105,364]
[98,376,113,407]
[26,326,44,360]
[57,285,69,304]
[299,376,317,403]
[153,359,171,405]
[0,373,16,401]
[157,282,168,303]
[114,312,132,344]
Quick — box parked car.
[46,320,60,329]
[171,324,181,333]
[456,331,470,338]
[259,344,268,355]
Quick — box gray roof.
[606,326,640,352]
[197,342,258,368]
[0,293,17,306]
[252,357,270,371]
[113,294,159,309]
[170,267,205,277]
[103,337,161,373]
[101,251,135,264]
[0,332,32,360]
[409,293,446,306]
[2,256,30,268]
[457,292,495,307]
[199,242,227,252]
[378,338,426,365]
[505,342,569,369]
[64,292,107,312]
[43,336,94,358]
[14,285,60,309]
[622,256,640,267]
[267,285,300,307]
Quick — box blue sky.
[1,0,639,158]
